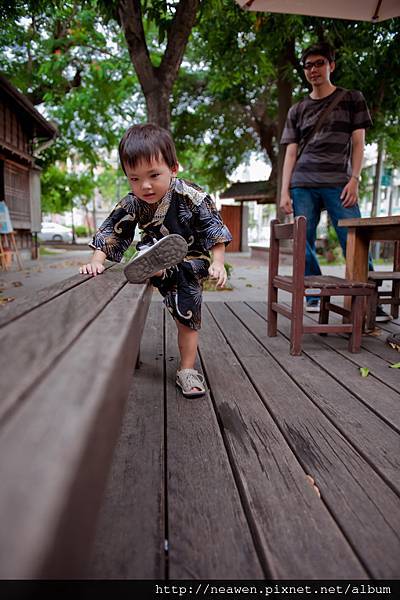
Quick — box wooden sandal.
[176,368,206,398]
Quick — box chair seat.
[368,271,400,280]
[274,274,375,291]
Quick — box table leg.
[344,229,369,322]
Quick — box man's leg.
[291,187,322,310]
[322,187,373,269]
[323,187,390,322]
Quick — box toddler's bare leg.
[176,320,198,370]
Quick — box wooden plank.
[250,301,400,433]
[230,302,400,492]
[87,303,165,579]
[266,300,400,394]
[0,268,107,328]
[339,216,400,228]
[0,267,127,423]
[274,223,294,239]
[207,302,400,578]
[165,311,263,579]
[201,304,366,579]
[345,229,369,282]
[0,282,152,578]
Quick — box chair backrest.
[269,216,307,287]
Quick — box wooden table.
[338,216,400,321]
[338,215,400,282]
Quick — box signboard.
[0,202,13,234]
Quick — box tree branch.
[159,0,200,89]
[117,0,157,93]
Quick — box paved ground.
[0,244,353,306]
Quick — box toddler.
[80,123,232,397]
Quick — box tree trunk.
[146,85,173,130]
[371,139,384,217]
[276,40,294,219]
[118,0,200,130]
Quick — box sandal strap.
[177,368,205,391]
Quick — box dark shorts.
[151,257,210,330]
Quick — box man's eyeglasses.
[303,59,328,71]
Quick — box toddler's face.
[125,156,178,204]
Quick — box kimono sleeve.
[192,195,232,252]
[89,195,138,263]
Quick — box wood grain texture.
[165,312,263,579]
[201,304,366,579]
[0,282,151,578]
[213,302,400,578]
[87,303,165,579]
[339,216,400,228]
[232,302,400,492]
[0,266,126,422]
[0,265,114,329]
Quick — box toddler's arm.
[208,243,227,288]
[79,249,107,277]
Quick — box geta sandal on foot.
[176,368,206,398]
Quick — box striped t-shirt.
[280,88,372,188]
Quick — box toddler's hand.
[208,261,227,288]
[79,261,105,277]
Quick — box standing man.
[280,42,390,320]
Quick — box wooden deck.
[88,300,400,580]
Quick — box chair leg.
[392,280,400,319]
[366,288,378,330]
[349,295,364,353]
[319,296,329,334]
[290,291,304,356]
[267,284,278,337]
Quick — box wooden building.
[219,180,275,252]
[0,74,57,258]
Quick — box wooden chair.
[366,241,400,329]
[267,216,375,356]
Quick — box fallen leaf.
[389,362,400,369]
[0,296,15,304]
[360,367,370,377]
[12,281,23,287]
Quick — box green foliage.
[122,245,138,262]
[0,1,143,167]
[1,0,400,199]
[74,225,89,237]
[224,262,233,279]
[41,164,95,213]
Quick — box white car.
[39,222,73,243]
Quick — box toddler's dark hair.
[301,42,335,65]
[119,123,178,174]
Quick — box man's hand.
[280,192,293,215]
[79,261,105,277]
[208,260,227,288]
[340,177,359,207]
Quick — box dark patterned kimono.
[90,178,232,330]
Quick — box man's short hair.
[119,123,178,174]
[301,42,335,65]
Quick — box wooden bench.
[0,265,152,578]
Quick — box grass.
[39,246,62,256]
